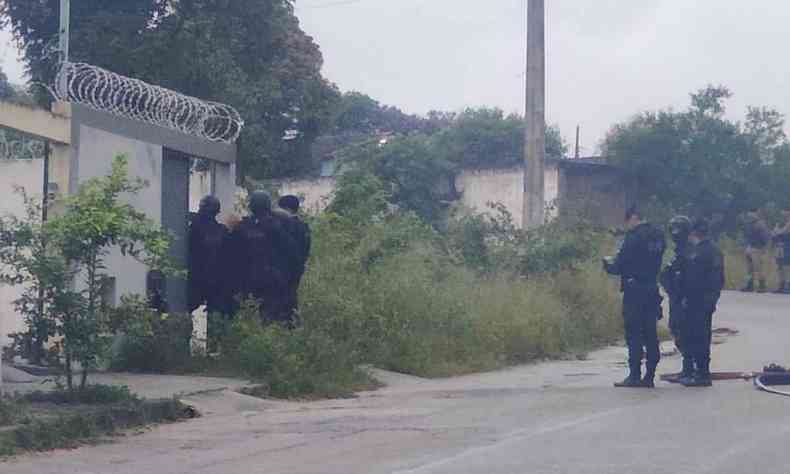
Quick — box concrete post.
[213,162,237,223]
[523,0,546,229]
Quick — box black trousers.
[622,288,662,375]
[668,298,688,356]
[684,303,715,374]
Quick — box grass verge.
[0,385,195,457]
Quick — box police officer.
[188,195,230,314]
[604,206,666,388]
[226,192,296,324]
[277,195,311,328]
[681,218,725,387]
[660,216,693,383]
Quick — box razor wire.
[53,62,244,144]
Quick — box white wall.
[279,177,336,214]
[0,159,43,347]
[77,125,163,303]
[250,166,560,229]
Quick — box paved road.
[4,292,789,474]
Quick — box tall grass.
[226,213,623,397]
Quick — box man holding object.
[604,206,666,388]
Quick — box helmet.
[668,215,692,242]
[249,191,272,217]
[198,195,221,218]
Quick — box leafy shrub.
[108,296,193,373]
[224,301,372,399]
[0,398,20,427]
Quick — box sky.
[3,0,789,154]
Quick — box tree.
[0,66,14,100]
[0,155,175,390]
[0,190,62,366]
[603,85,789,228]
[330,91,432,136]
[431,108,567,169]
[1,0,338,180]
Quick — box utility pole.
[523,0,545,229]
[58,0,70,94]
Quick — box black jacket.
[660,242,689,300]
[606,222,666,292]
[683,239,725,308]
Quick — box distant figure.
[277,195,312,327]
[773,205,790,294]
[146,270,169,314]
[604,206,666,388]
[227,192,295,324]
[680,218,725,387]
[660,215,693,384]
[188,195,230,314]
[742,209,771,293]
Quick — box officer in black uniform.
[188,195,230,314]
[680,218,724,387]
[660,215,693,383]
[226,192,296,324]
[277,195,312,328]
[604,206,666,388]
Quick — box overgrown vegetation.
[210,179,621,397]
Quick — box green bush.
[108,296,193,373]
[0,398,20,427]
[224,301,373,399]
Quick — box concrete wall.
[76,125,164,303]
[0,159,43,347]
[279,177,336,214]
[559,165,627,228]
[248,165,564,228]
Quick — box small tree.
[0,155,177,390]
[0,189,62,365]
[43,155,176,389]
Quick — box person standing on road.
[680,219,725,387]
[660,215,693,383]
[604,206,666,388]
[772,206,790,294]
[742,209,772,293]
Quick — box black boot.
[614,375,643,388]
[665,357,693,384]
[682,372,713,387]
[615,365,644,388]
[683,360,713,387]
[641,366,657,388]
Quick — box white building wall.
[279,177,336,214]
[76,125,163,303]
[0,159,43,347]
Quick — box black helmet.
[278,195,300,214]
[691,218,710,236]
[198,195,221,218]
[249,191,272,217]
[668,215,692,240]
